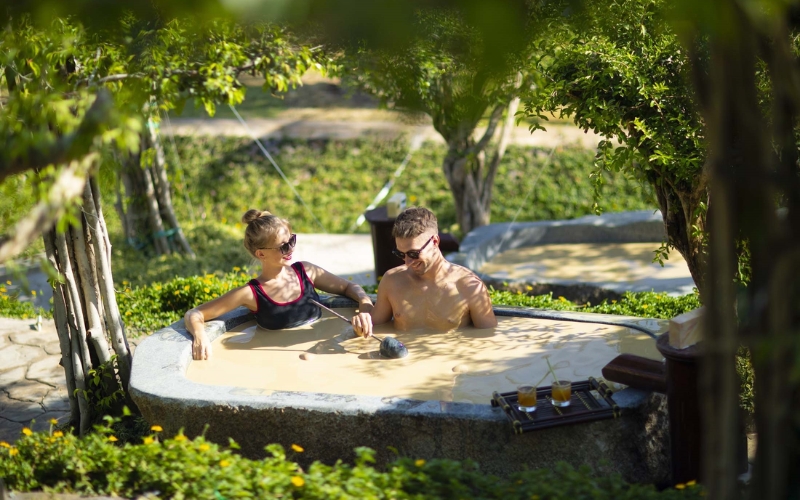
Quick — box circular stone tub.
[130,296,670,484]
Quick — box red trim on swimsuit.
[255,265,304,306]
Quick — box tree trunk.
[43,173,135,432]
[690,3,800,498]
[649,172,709,297]
[116,126,194,257]
[147,119,195,258]
[440,100,515,235]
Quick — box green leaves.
[0,421,707,499]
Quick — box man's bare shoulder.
[380,265,411,286]
[448,263,489,292]
[447,262,483,281]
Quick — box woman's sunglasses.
[392,235,434,261]
[261,234,297,255]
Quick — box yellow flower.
[184,285,190,291]
[154,284,162,290]
[415,459,426,467]
[687,480,697,486]
[108,436,118,442]
[526,285,533,291]
[365,274,371,278]
[198,444,210,452]
[125,311,132,316]
[6,280,11,285]
[9,448,18,456]
[174,291,180,296]
[49,418,58,425]
[642,304,648,309]
[31,290,36,296]
[125,288,131,293]
[174,434,188,442]
[52,431,64,438]
[233,267,241,272]
[151,425,163,432]
[0,441,10,448]
[291,476,305,487]
[675,483,686,490]
[143,436,155,445]
[558,296,566,302]
[219,459,230,467]
[22,428,32,436]
[291,444,304,453]
[611,300,617,304]
[204,288,210,293]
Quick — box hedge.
[0,422,703,499]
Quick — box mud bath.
[185,308,662,403]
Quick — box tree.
[338,10,533,235]
[669,1,800,497]
[521,0,713,296]
[1,15,327,431]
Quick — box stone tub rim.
[129,295,661,422]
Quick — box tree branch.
[0,89,113,184]
[468,102,506,156]
[0,154,96,263]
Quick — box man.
[352,207,497,337]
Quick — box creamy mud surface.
[480,242,691,285]
[186,309,664,403]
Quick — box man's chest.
[391,283,470,330]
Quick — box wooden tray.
[491,377,620,435]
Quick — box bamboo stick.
[70,222,112,366]
[43,230,79,427]
[89,177,113,265]
[83,180,132,388]
[55,231,92,380]
[67,296,91,436]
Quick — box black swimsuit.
[248,262,321,330]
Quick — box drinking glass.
[517,385,537,412]
[551,380,572,407]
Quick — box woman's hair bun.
[242,209,272,225]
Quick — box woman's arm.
[302,262,375,337]
[184,285,255,360]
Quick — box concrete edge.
[448,210,666,275]
[129,296,661,423]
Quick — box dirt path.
[167,112,604,149]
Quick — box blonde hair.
[392,207,438,239]
[241,209,290,257]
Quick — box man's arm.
[464,275,497,328]
[370,277,395,325]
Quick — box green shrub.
[489,289,702,319]
[0,282,51,320]
[117,269,251,335]
[0,424,704,499]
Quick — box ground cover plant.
[0,421,703,499]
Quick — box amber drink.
[517,385,537,412]
[551,380,572,407]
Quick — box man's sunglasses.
[261,234,297,255]
[392,235,434,261]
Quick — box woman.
[185,209,374,360]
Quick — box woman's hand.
[352,310,374,338]
[192,333,212,360]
